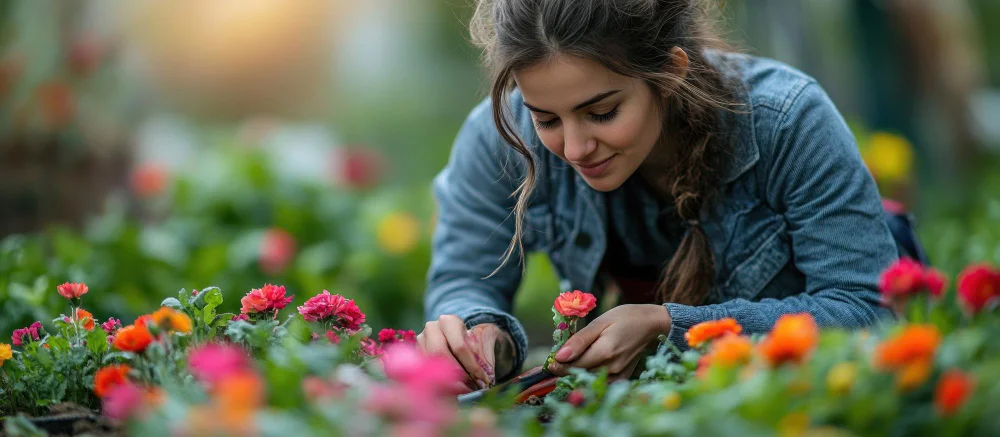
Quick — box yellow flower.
[862,132,913,183]
[376,212,421,255]
[0,343,12,366]
[778,412,811,437]
[826,362,858,395]
[896,360,932,392]
[661,391,681,410]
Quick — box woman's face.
[514,54,663,192]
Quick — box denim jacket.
[425,52,898,377]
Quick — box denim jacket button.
[574,232,592,248]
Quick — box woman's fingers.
[421,320,478,392]
[439,315,491,389]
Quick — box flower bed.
[2,260,1000,436]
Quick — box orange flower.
[896,360,933,391]
[874,324,941,370]
[93,364,131,398]
[114,324,153,352]
[704,333,752,368]
[75,308,96,331]
[935,370,974,416]
[37,81,76,128]
[215,371,265,413]
[685,318,742,348]
[757,313,819,367]
[150,307,192,333]
[553,290,597,318]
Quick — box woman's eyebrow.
[523,89,622,114]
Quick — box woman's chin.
[580,172,626,192]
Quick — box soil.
[0,403,124,437]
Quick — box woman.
[419,0,900,392]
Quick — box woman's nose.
[562,124,597,162]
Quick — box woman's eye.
[534,117,559,130]
[590,105,619,123]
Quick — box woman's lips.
[575,155,615,178]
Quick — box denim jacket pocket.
[716,200,792,301]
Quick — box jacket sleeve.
[425,98,532,379]
[663,81,897,348]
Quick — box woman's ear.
[668,46,690,79]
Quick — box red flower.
[332,146,383,190]
[67,33,103,76]
[130,163,169,199]
[231,314,250,323]
[259,228,296,275]
[566,390,585,407]
[935,369,974,416]
[240,284,294,315]
[553,290,597,318]
[956,264,1000,313]
[94,364,131,398]
[879,258,947,301]
[399,330,417,344]
[297,290,366,330]
[378,329,397,343]
[57,282,89,300]
[325,330,342,344]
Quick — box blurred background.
[1,0,999,363]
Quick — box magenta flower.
[231,314,250,322]
[557,322,568,330]
[101,317,122,335]
[11,322,42,346]
[187,343,251,385]
[240,284,294,314]
[361,337,384,358]
[297,290,366,330]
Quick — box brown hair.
[470,0,737,305]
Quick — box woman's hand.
[416,315,516,393]
[548,304,671,380]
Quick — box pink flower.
[259,228,296,275]
[364,384,456,426]
[240,284,294,315]
[957,264,1000,314]
[332,146,384,190]
[102,382,159,421]
[379,329,398,343]
[57,282,88,300]
[302,376,343,401]
[361,337,384,358]
[554,290,598,318]
[557,322,568,330]
[101,317,122,335]
[381,344,463,395]
[325,330,342,345]
[231,314,250,322]
[879,258,948,301]
[297,290,366,330]
[187,343,251,385]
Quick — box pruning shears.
[456,365,559,406]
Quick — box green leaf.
[161,297,183,309]
[201,287,224,324]
[215,313,236,327]
[85,329,109,355]
[102,351,133,364]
